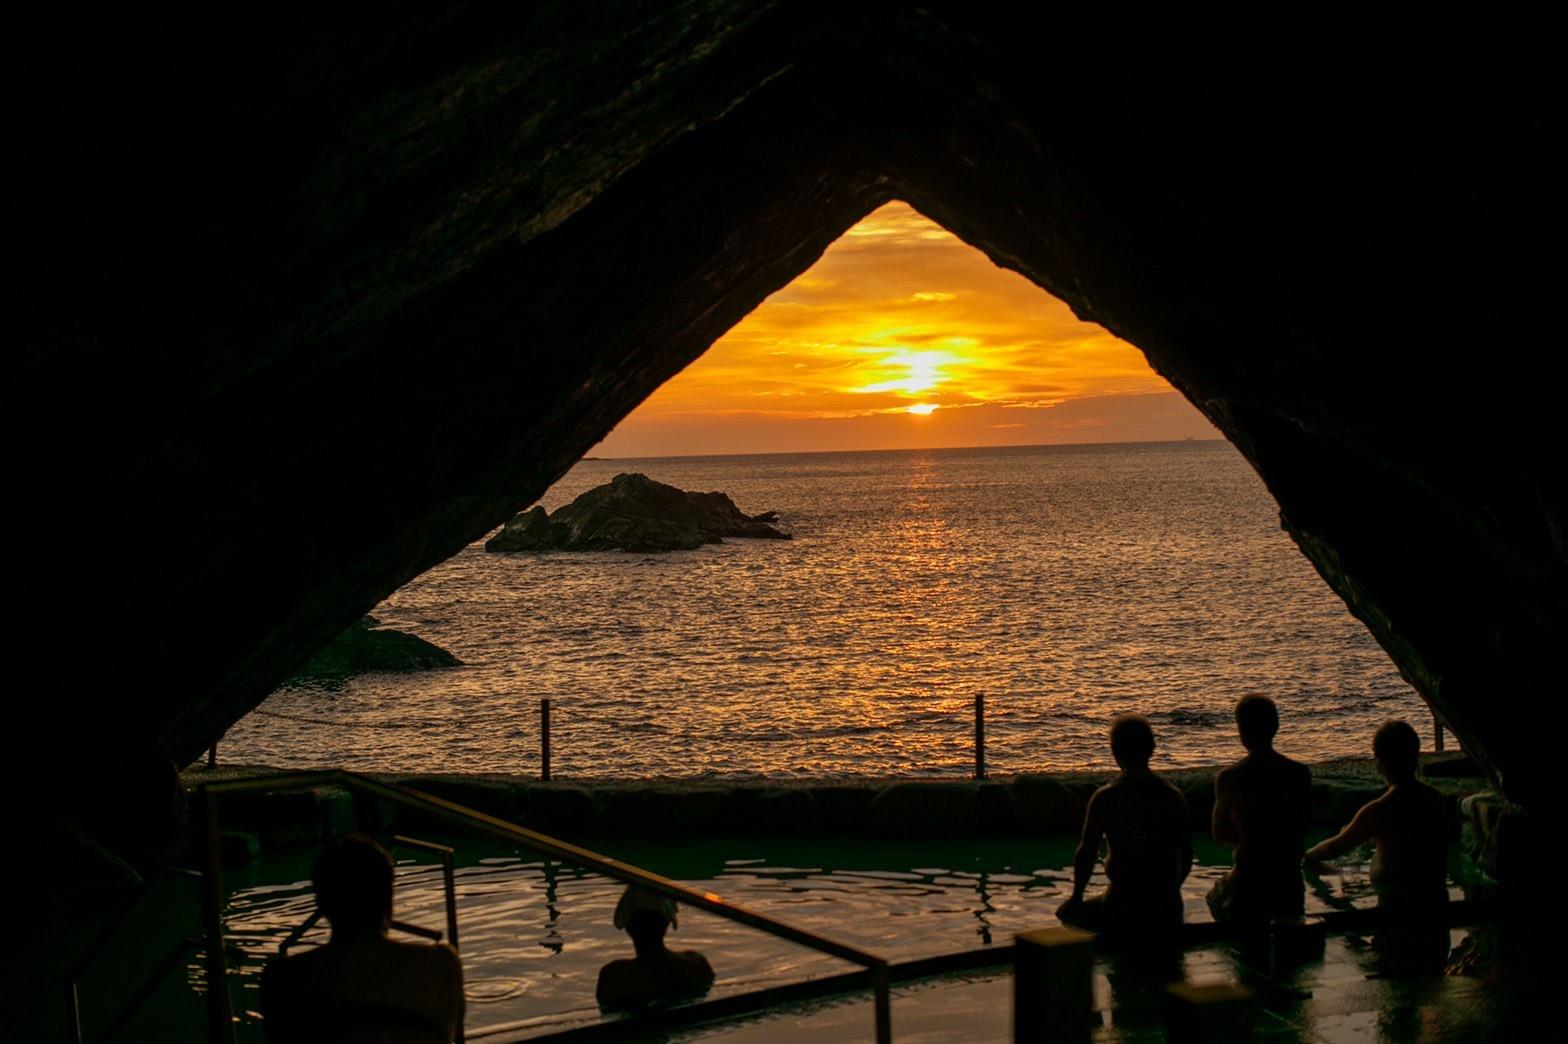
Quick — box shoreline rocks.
[289,615,460,681]
[485,473,791,552]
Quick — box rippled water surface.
[226,441,1427,776]
[218,834,1451,1039]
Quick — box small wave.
[1154,709,1230,727]
[615,721,669,734]
[809,722,889,738]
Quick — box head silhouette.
[614,887,678,956]
[1373,720,1421,782]
[1109,714,1156,770]
[1235,695,1279,753]
[625,910,669,954]
[313,834,394,936]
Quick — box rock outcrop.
[485,473,789,552]
[290,616,460,680]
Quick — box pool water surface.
[216,834,1463,1040]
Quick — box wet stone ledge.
[184,755,1487,861]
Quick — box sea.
[222,440,1428,778]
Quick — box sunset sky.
[594,201,1219,458]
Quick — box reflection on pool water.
[217,834,1455,1040]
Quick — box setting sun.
[594,201,1218,456]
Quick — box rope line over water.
[251,708,531,730]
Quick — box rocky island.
[289,615,461,681]
[485,473,791,553]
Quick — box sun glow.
[851,349,967,398]
[592,201,1219,456]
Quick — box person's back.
[263,937,463,1044]
[1209,697,1312,923]
[1059,716,1192,931]
[262,835,464,1044]
[1098,771,1191,905]
[1306,721,1453,914]
[1220,752,1312,881]
[596,947,715,1009]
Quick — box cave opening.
[217,200,1438,781]
[23,13,1553,1040]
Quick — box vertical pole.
[1433,710,1445,753]
[974,692,987,780]
[66,982,82,1044]
[198,788,236,1043]
[448,846,465,1044]
[872,963,892,1044]
[540,698,552,782]
[441,851,460,952]
[207,743,218,769]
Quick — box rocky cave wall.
[10,4,1558,812]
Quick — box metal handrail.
[97,936,198,1043]
[67,864,202,1044]
[395,834,461,951]
[276,909,443,954]
[196,769,893,1043]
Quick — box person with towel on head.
[596,885,716,1010]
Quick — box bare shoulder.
[260,950,319,1022]
[392,939,464,979]
[597,957,633,984]
[1413,781,1452,815]
[259,953,291,994]
[262,947,320,987]
[1360,788,1395,819]
[678,949,716,976]
[427,941,463,977]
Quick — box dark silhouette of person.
[596,886,715,1010]
[1057,715,1193,932]
[1305,719,1454,913]
[1207,695,1312,924]
[261,835,464,1043]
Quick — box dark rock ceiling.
[10,4,1557,810]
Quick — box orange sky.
[594,201,1219,458]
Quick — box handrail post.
[441,850,460,952]
[540,698,552,782]
[66,981,82,1044]
[207,742,218,769]
[198,787,236,1043]
[441,849,464,1044]
[872,962,892,1044]
[974,692,986,781]
[1433,710,1445,753]
[391,836,461,953]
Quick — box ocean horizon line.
[587,435,1228,464]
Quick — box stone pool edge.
[184,754,1490,854]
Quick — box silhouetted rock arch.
[10,4,1558,814]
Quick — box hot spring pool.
[212,833,1453,1040]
